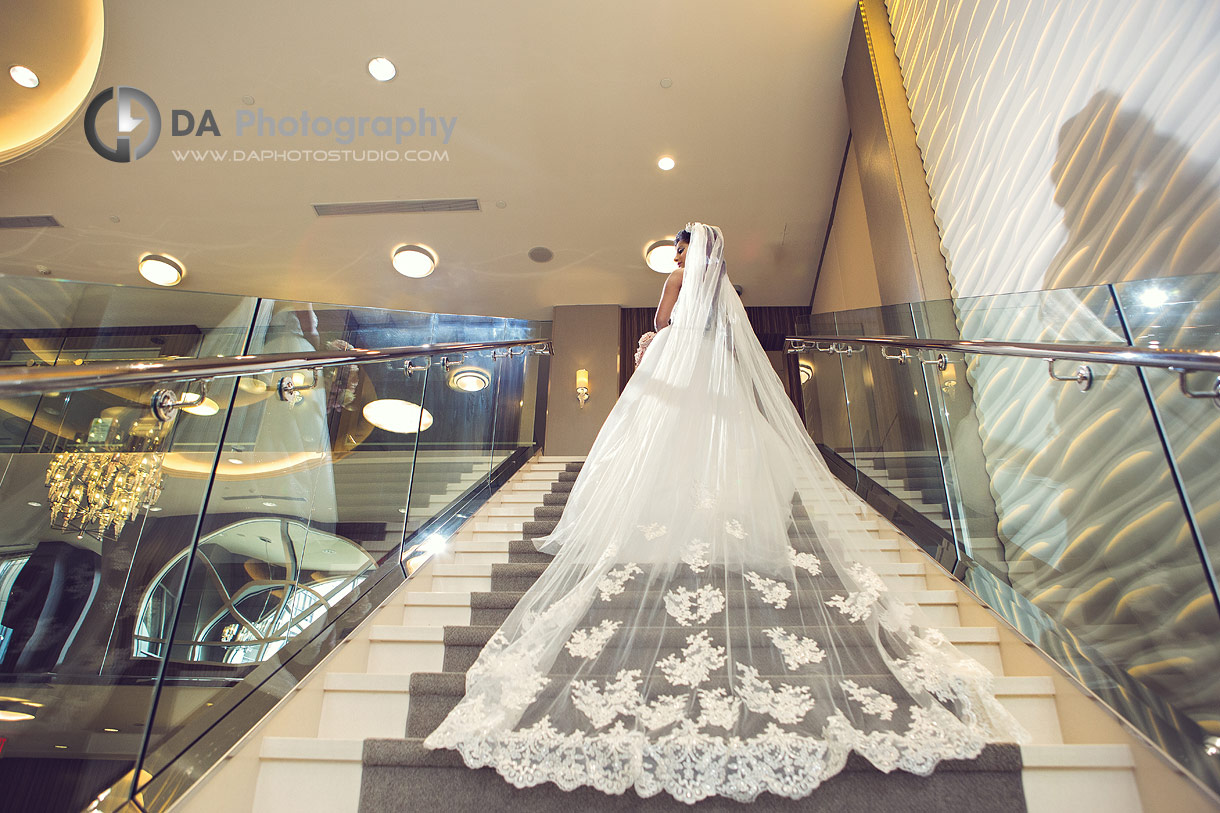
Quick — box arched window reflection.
[134,518,374,664]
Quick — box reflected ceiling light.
[1138,287,1170,308]
[363,399,434,433]
[644,239,678,273]
[181,394,220,416]
[138,254,185,286]
[9,66,38,88]
[368,57,396,81]
[657,155,675,171]
[0,698,35,722]
[421,533,447,554]
[799,361,813,384]
[448,366,490,393]
[392,244,437,278]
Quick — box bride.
[425,223,1027,803]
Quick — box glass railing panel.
[133,298,439,781]
[1114,274,1220,592]
[831,304,956,560]
[0,277,256,810]
[794,312,855,481]
[0,375,238,812]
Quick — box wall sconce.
[576,369,590,408]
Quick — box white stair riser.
[1001,695,1062,744]
[432,575,493,592]
[402,604,473,626]
[253,760,360,813]
[453,551,512,565]
[319,690,411,739]
[367,640,445,674]
[1023,766,1140,813]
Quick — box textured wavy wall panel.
[885,0,1220,734]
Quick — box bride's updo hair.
[675,228,692,245]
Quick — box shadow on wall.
[1047,89,1220,290]
[951,89,1220,743]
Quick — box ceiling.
[0,0,857,321]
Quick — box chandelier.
[45,415,169,542]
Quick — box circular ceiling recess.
[527,246,554,263]
[0,0,105,165]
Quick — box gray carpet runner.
[358,463,1026,811]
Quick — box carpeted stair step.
[543,492,570,507]
[549,481,574,494]
[408,669,954,740]
[522,521,558,539]
[469,590,877,627]
[360,737,1024,812]
[507,540,556,564]
[533,505,566,520]
[439,624,901,675]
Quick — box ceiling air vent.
[0,215,62,229]
[313,199,480,216]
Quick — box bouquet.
[634,331,657,367]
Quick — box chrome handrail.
[786,334,1220,371]
[0,337,554,397]
[787,334,1220,403]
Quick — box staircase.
[175,456,1165,813]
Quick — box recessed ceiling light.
[644,239,678,273]
[27,501,41,507]
[527,246,553,263]
[226,458,243,465]
[392,244,437,278]
[149,507,163,512]
[261,501,277,507]
[103,728,119,733]
[9,66,38,88]
[0,710,35,722]
[138,254,185,286]
[54,745,68,749]
[363,399,434,433]
[448,366,490,393]
[799,361,814,384]
[368,57,396,82]
[657,156,675,171]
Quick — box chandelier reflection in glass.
[45,416,169,542]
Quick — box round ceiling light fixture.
[392,244,437,278]
[181,394,220,416]
[138,254,185,286]
[448,366,491,393]
[657,155,675,171]
[644,238,678,274]
[799,361,814,384]
[363,399,434,433]
[9,66,39,89]
[368,57,396,81]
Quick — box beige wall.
[839,0,951,308]
[543,304,620,456]
[811,139,882,314]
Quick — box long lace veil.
[426,223,1027,803]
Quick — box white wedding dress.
[425,224,1027,803]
